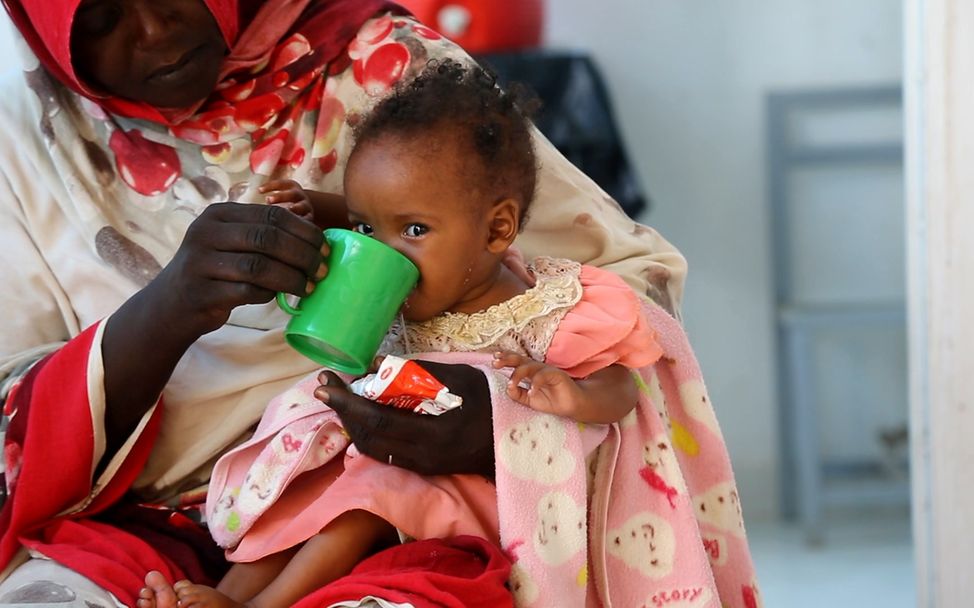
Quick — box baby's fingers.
[527,366,569,390]
[492,351,530,369]
[259,178,300,193]
[265,190,305,204]
[271,200,314,222]
[508,359,547,392]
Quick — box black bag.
[476,50,648,218]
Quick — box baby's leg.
[217,548,298,602]
[138,550,294,608]
[244,509,395,608]
[144,511,393,608]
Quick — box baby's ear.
[486,197,521,254]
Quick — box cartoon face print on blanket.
[678,379,720,436]
[641,434,687,509]
[533,491,586,565]
[606,511,677,579]
[692,481,745,538]
[508,562,540,606]
[498,414,576,484]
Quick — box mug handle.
[276,292,301,316]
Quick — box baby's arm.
[492,353,639,424]
[260,179,349,230]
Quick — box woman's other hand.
[314,362,494,477]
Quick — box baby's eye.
[351,222,374,235]
[403,224,429,238]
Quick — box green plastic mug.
[276,228,419,374]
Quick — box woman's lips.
[147,45,205,84]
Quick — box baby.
[140,58,659,608]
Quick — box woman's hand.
[100,202,326,460]
[314,361,494,477]
[149,201,327,337]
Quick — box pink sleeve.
[545,265,663,378]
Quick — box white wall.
[546,0,902,518]
[906,0,974,603]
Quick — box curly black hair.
[352,58,538,224]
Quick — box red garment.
[0,325,157,565]
[292,536,513,608]
[0,323,168,606]
[24,519,186,607]
[1,0,394,124]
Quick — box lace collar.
[402,257,584,352]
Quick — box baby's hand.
[259,179,314,223]
[492,352,584,417]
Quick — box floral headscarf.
[2,0,395,124]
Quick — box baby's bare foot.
[140,571,180,608]
[175,582,246,608]
[135,585,156,608]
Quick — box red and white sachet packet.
[348,355,463,416]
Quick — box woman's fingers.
[208,201,324,251]
[318,371,438,442]
[317,364,494,477]
[204,222,325,281]
[151,202,328,335]
[204,251,315,296]
[316,371,432,469]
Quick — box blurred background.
[400,1,912,605]
[0,1,913,605]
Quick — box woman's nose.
[128,1,173,49]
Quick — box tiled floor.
[748,510,915,607]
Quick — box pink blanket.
[206,302,760,607]
[419,303,760,608]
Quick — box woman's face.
[70,0,227,108]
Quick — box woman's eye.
[352,222,374,235]
[76,3,122,37]
[403,224,429,238]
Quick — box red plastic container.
[396,0,544,53]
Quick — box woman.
[0,0,706,606]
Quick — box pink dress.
[205,257,660,562]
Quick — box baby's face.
[343,133,502,322]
